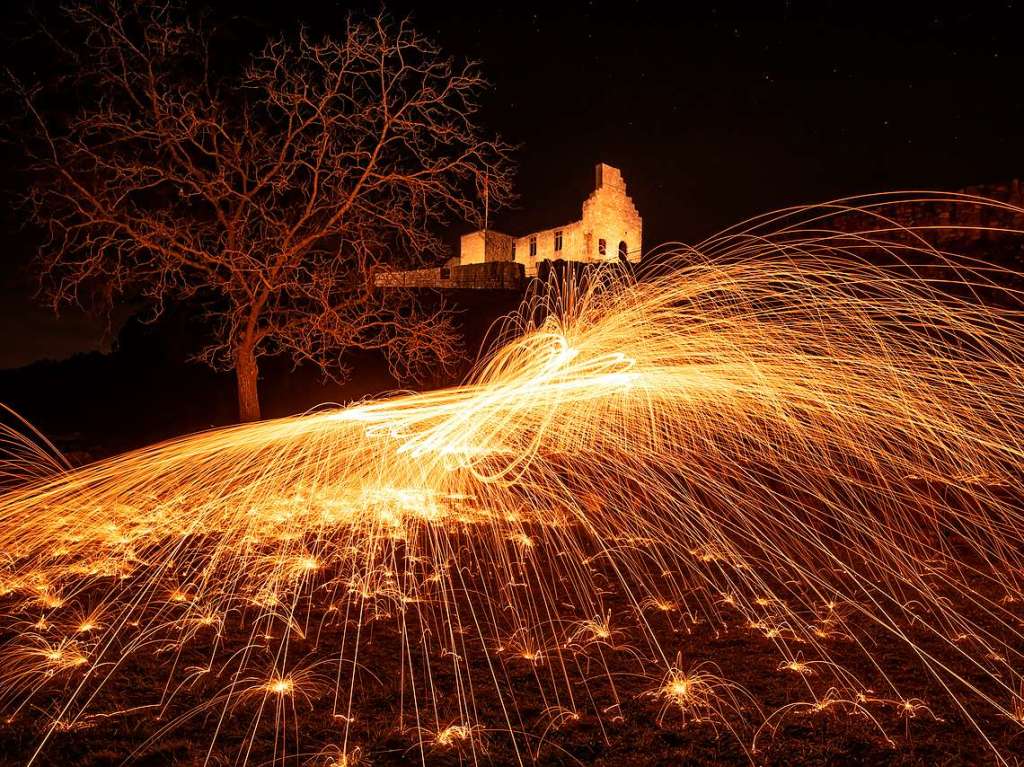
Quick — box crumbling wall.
[832,181,1024,246]
[374,261,525,290]
[581,163,643,265]
[513,220,584,277]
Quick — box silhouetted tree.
[17,2,514,420]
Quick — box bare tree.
[16,2,514,421]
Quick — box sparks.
[0,193,1022,763]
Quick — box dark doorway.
[618,241,628,261]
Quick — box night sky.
[1,1,1022,368]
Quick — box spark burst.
[1,193,1024,763]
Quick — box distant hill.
[0,289,524,456]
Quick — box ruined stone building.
[375,163,642,289]
[460,163,642,276]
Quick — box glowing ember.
[434,724,473,748]
[264,677,294,696]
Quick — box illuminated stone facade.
[459,163,642,276]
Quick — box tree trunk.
[236,344,261,422]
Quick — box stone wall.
[814,181,1024,292]
[374,261,525,290]
[459,230,515,264]
[829,181,1024,252]
[580,163,643,266]
[513,220,584,276]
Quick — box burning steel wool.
[2,195,1024,764]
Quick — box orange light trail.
[1,193,1024,763]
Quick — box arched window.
[598,238,607,257]
[618,241,628,261]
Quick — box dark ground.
[1,528,1023,767]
